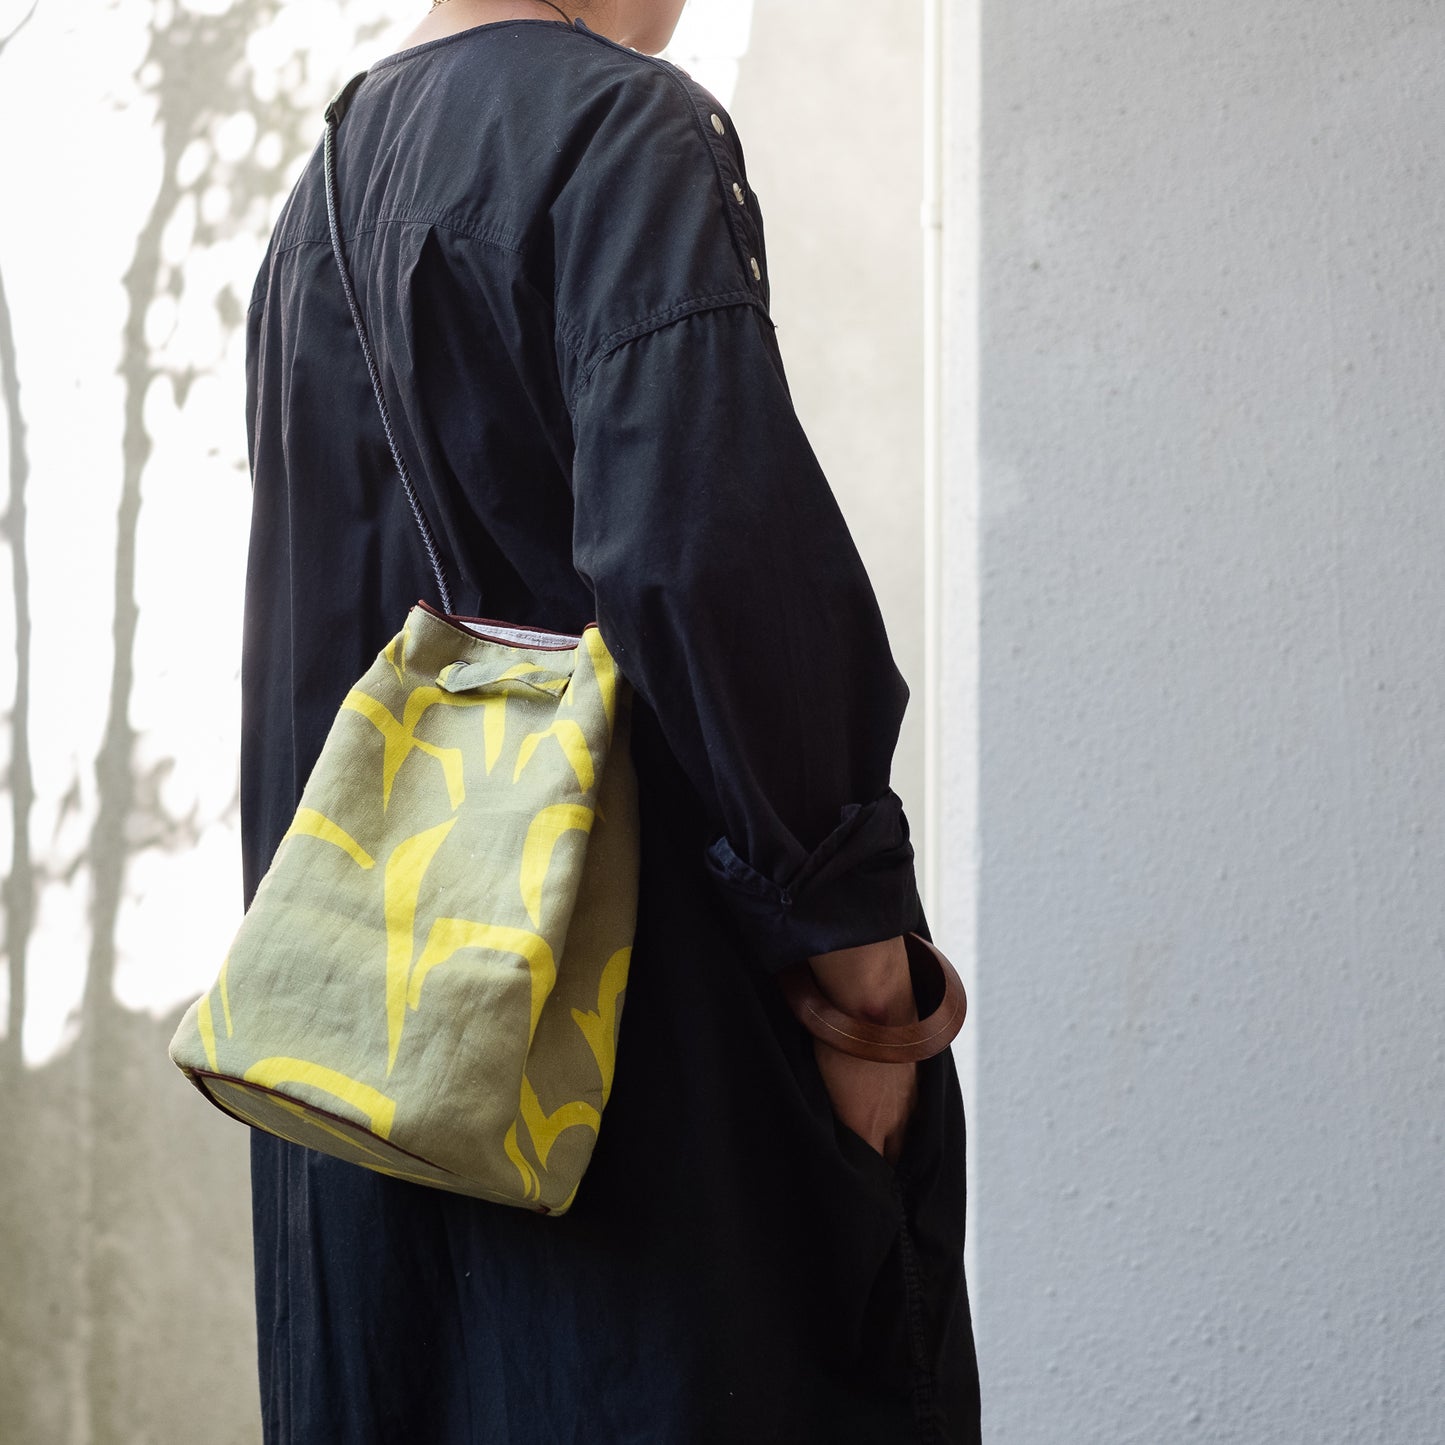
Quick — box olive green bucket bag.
[169,77,640,1216]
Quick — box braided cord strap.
[323,73,454,614]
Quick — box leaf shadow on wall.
[0,3,390,1439]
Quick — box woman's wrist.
[806,935,918,1027]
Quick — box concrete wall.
[955,2,1445,1438]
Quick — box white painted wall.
[949,2,1445,1438]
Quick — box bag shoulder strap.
[322,73,454,614]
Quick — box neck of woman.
[395,1,615,54]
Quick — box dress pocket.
[814,1041,948,1194]
[804,942,953,1192]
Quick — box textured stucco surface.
[963,2,1445,1439]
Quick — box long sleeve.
[568,300,923,972]
[547,50,923,973]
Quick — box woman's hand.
[806,936,921,1165]
[811,1038,919,1166]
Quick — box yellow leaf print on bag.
[196,956,234,1071]
[505,943,632,1192]
[580,627,619,736]
[242,1056,399,1138]
[382,623,411,685]
[570,946,630,1108]
[490,661,570,698]
[344,684,502,810]
[504,1120,542,1200]
[343,687,465,810]
[482,692,507,774]
[518,1073,600,1169]
[280,808,377,869]
[513,718,595,794]
[409,920,557,1045]
[383,818,458,1072]
[520,804,596,927]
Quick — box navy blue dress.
[241,17,979,1442]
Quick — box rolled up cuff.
[701,788,926,974]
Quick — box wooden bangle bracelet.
[778,932,968,1064]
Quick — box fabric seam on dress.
[568,293,771,411]
[894,1177,941,1444]
[266,210,527,266]
[566,25,761,296]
